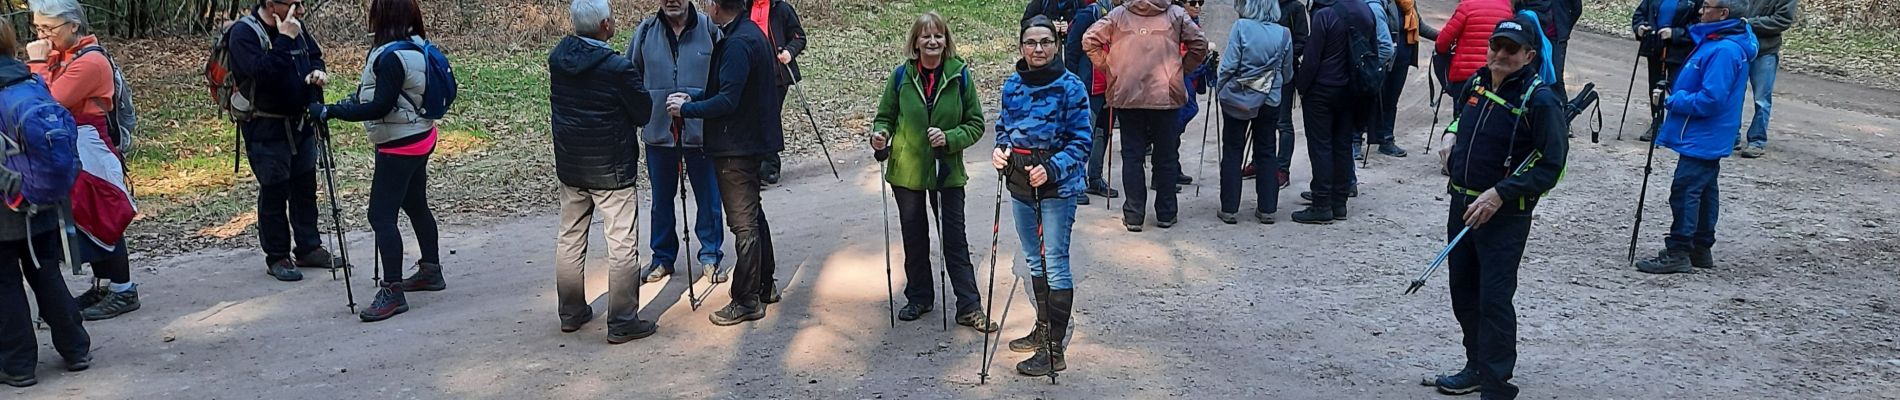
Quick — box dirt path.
[15,2,1900,398]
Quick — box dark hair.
[714,0,749,13]
[0,19,15,57]
[370,0,427,45]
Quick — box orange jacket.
[31,35,115,119]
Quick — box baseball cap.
[1490,15,1543,49]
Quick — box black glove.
[307,103,330,122]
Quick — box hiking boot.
[1738,144,1766,158]
[1291,206,1336,225]
[1241,164,1257,179]
[1009,325,1047,353]
[606,320,659,344]
[1423,368,1482,395]
[642,262,670,283]
[396,262,447,292]
[707,264,732,284]
[1018,288,1074,377]
[1300,188,1357,202]
[267,259,303,282]
[759,282,781,304]
[74,286,110,309]
[2,370,35,387]
[81,286,140,321]
[559,305,593,333]
[957,310,999,333]
[709,302,766,326]
[762,170,782,185]
[1636,249,1695,274]
[1379,143,1409,157]
[1086,186,1120,199]
[1691,246,1717,269]
[295,248,339,269]
[1076,195,1091,205]
[1217,211,1238,224]
[1156,218,1177,229]
[897,302,932,321]
[1016,343,1068,377]
[1178,174,1194,185]
[1255,210,1275,224]
[1276,169,1290,189]
[359,283,409,322]
[65,353,91,372]
[1333,205,1350,221]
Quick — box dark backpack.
[74,46,138,154]
[0,77,80,208]
[1345,19,1386,95]
[383,38,458,120]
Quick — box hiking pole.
[1613,55,1642,140]
[1627,90,1683,266]
[315,122,357,312]
[1403,153,1538,295]
[1425,71,1443,152]
[679,145,706,311]
[1196,92,1214,197]
[976,152,1007,383]
[784,64,842,181]
[930,148,952,332]
[877,148,896,328]
[1031,183,1058,384]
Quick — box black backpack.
[1345,18,1386,95]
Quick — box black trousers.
[1116,108,1182,223]
[1301,84,1358,208]
[760,88,791,180]
[1446,197,1533,399]
[716,156,778,305]
[245,118,322,264]
[368,151,440,280]
[0,232,91,376]
[893,187,980,313]
[1220,108,1280,214]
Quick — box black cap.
[1489,14,1543,48]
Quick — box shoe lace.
[371,289,399,309]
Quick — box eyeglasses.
[33,21,72,35]
[1021,39,1059,49]
[1185,0,1206,6]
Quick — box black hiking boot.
[710,301,766,326]
[1009,325,1047,353]
[359,283,409,322]
[267,258,303,282]
[1178,174,1194,185]
[1291,206,1336,225]
[1255,210,1275,224]
[957,310,999,333]
[396,262,447,292]
[1379,143,1409,157]
[2,370,34,388]
[606,320,659,344]
[1332,205,1350,221]
[897,302,932,321]
[65,353,91,372]
[1156,217,1177,229]
[74,286,110,309]
[1423,367,1482,395]
[81,286,140,321]
[559,305,593,333]
[1086,186,1120,199]
[1691,246,1717,269]
[296,248,340,269]
[1076,194,1090,205]
[1636,249,1695,274]
[1218,211,1238,224]
[1017,288,1073,377]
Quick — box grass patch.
[1579,0,1900,89]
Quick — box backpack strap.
[235,15,271,52]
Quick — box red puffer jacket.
[1434,0,1512,83]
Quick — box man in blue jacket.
[667,0,784,326]
[1636,0,1756,274]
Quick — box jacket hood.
[0,58,32,87]
[1690,19,1759,60]
[551,35,618,76]
[1127,0,1172,16]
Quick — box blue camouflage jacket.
[996,63,1094,199]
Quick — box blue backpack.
[386,38,458,120]
[0,76,80,208]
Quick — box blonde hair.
[0,19,16,57]
[904,12,957,61]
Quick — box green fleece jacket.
[872,57,984,190]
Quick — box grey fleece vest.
[355,36,431,144]
[630,14,718,148]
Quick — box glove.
[307,103,330,122]
[1658,28,1675,40]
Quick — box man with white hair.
[548,0,655,343]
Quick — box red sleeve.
[1437,5,1468,54]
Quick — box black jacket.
[1517,0,1581,44]
[227,7,326,118]
[1024,0,1077,26]
[549,36,652,190]
[1446,65,1569,213]
[1631,0,1702,64]
[683,19,784,158]
[761,0,808,86]
[1280,0,1310,68]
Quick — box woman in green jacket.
[869,12,994,332]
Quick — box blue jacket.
[1178,16,1215,126]
[1063,1,1111,81]
[681,18,784,158]
[1658,19,1756,161]
[996,60,1093,199]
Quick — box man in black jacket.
[1631,0,1703,141]
[227,0,334,282]
[1290,0,1375,224]
[548,0,655,343]
[752,0,806,185]
[669,0,784,327]
[1422,16,1568,399]
[1272,0,1308,187]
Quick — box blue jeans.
[1666,156,1721,251]
[1745,52,1778,147]
[647,146,725,269]
[1011,196,1077,290]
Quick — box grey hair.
[570,0,612,36]
[1236,0,1282,23]
[1719,0,1754,18]
[29,0,89,35]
